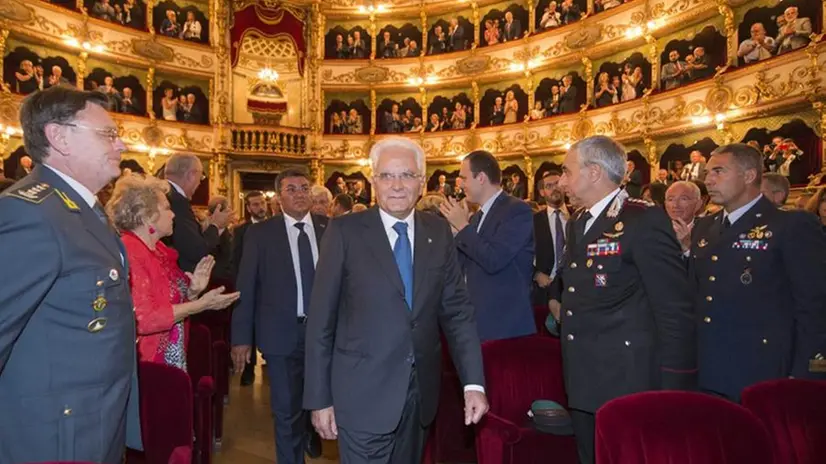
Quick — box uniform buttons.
[566,334,574,341]
[711,255,719,262]
[567,286,576,293]
[708,276,716,282]
[63,407,72,416]
[703,316,711,323]
[96,280,104,287]
[570,262,578,269]
[706,296,713,302]
[624,341,631,346]
[597,264,604,270]
[746,256,752,262]
[762,338,768,345]
[566,310,573,317]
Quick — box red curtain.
[231,4,306,75]
[247,100,288,113]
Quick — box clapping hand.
[197,286,240,311]
[439,197,471,232]
[672,218,693,252]
[186,255,215,299]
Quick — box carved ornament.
[456,55,491,76]
[132,39,175,63]
[0,0,34,23]
[355,65,389,84]
[564,24,603,50]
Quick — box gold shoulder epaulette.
[625,197,654,208]
[4,182,54,204]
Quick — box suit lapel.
[478,192,508,236]
[362,208,406,301]
[273,215,297,289]
[412,212,432,315]
[312,215,327,245]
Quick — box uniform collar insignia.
[5,182,53,204]
[54,189,80,212]
[607,189,629,218]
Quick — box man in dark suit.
[688,144,826,401]
[163,153,233,272]
[624,160,643,198]
[15,154,33,179]
[510,172,526,199]
[447,17,465,51]
[550,136,696,464]
[0,86,141,463]
[558,75,579,114]
[233,169,325,463]
[305,137,488,464]
[232,190,269,386]
[440,150,537,342]
[502,11,522,41]
[436,174,453,197]
[119,87,142,115]
[533,170,569,305]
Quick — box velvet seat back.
[136,361,193,464]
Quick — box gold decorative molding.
[0,0,35,23]
[564,23,603,50]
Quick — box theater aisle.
[215,366,340,464]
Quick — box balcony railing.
[229,125,310,156]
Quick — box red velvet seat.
[136,361,194,464]
[596,391,773,464]
[475,335,577,464]
[188,323,216,464]
[741,379,826,464]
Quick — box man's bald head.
[665,181,702,223]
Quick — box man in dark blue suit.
[440,150,536,341]
[689,144,826,400]
[232,169,325,463]
[0,86,141,463]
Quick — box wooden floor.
[214,365,340,464]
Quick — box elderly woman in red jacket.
[107,174,239,370]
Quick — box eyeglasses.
[282,185,311,195]
[375,172,422,183]
[63,123,120,143]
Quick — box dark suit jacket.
[503,19,522,41]
[551,195,696,412]
[304,207,484,433]
[511,183,526,199]
[163,184,220,273]
[559,86,579,114]
[120,98,142,116]
[448,25,465,51]
[0,166,140,463]
[626,169,643,198]
[455,193,537,341]
[689,197,826,400]
[233,214,328,356]
[436,183,454,197]
[231,221,252,279]
[533,208,565,303]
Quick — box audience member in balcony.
[611,75,622,103]
[435,174,453,197]
[346,109,363,134]
[427,113,441,132]
[688,47,713,80]
[489,96,505,125]
[530,101,546,120]
[13,60,38,95]
[594,72,617,108]
[596,0,623,12]
[351,180,370,205]
[180,94,202,123]
[333,34,348,58]
[738,23,776,64]
[559,74,579,113]
[620,64,637,102]
[160,9,180,38]
[402,108,415,131]
[407,40,420,57]
[33,64,45,91]
[175,94,187,120]
[776,6,812,54]
[448,17,466,52]
[113,4,124,25]
[661,50,686,90]
[378,31,398,58]
[624,159,643,198]
[161,88,178,121]
[398,37,411,57]
[681,150,706,181]
[330,112,345,134]
[350,30,367,58]
[100,76,122,111]
[180,11,203,42]
[545,84,561,115]
[15,155,33,180]
[484,19,500,46]
[440,107,450,128]
[503,90,519,124]
[47,65,70,88]
[92,0,116,22]
[108,175,238,371]
[409,117,423,132]
[561,0,582,25]
[450,102,467,129]
[430,25,447,54]
[540,2,562,29]
[332,176,348,196]
[123,0,143,28]
[502,11,522,42]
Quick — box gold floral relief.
[355,65,389,84]
[564,24,603,50]
[704,85,733,114]
[322,69,356,84]
[173,52,215,70]
[0,0,35,23]
[542,42,569,59]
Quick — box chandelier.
[257,67,280,82]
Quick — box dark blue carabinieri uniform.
[689,195,826,401]
[0,165,141,463]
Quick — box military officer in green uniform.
[0,86,141,463]
[688,143,826,401]
[550,136,696,464]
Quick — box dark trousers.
[337,369,427,464]
[571,409,595,464]
[263,327,310,464]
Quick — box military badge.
[586,258,593,268]
[607,189,629,218]
[614,222,624,232]
[594,274,608,287]
[87,317,108,333]
[747,225,769,240]
[698,239,708,248]
[93,295,107,312]
[54,189,80,212]
[740,269,753,285]
[109,269,119,281]
[6,182,53,204]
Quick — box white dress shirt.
[44,164,96,208]
[724,194,763,226]
[546,207,568,279]
[283,212,319,317]
[168,180,186,198]
[584,188,622,234]
[476,189,504,231]
[378,207,484,394]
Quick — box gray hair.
[762,172,790,203]
[666,181,701,200]
[311,184,333,202]
[570,135,627,185]
[165,153,202,178]
[107,174,170,231]
[369,137,426,174]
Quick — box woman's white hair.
[369,137,426,174]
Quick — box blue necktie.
[295,223,315,315]
[470,211,484,232]
[392,222,413,310]
[553,210,565,270]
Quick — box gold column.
[582,56,593,107]
[420,9,428,57]
[524,155,534,199]
[528,0,535,35]
[472,1,481,47]
[76,0,84,11]
[643,136,659,177]
[146,67,155,119]
[526,71,535,119]
[646,34,659,90]
[0,29,9,87]
[147,0,155,35]
[309,159,322,185]
[472,81,480,125]
[419,86,428,124]
[215,152,228,197]
[76,51,88,90]
[587,0,595,15]
[369,87,377,135]
[716,0,737,66]
[212,0,231,150]
[369,12,378,60]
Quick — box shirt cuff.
[464,384,485,394]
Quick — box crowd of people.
[738,6,812,64]
[661,46,715,90]
[89,0,146,30]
